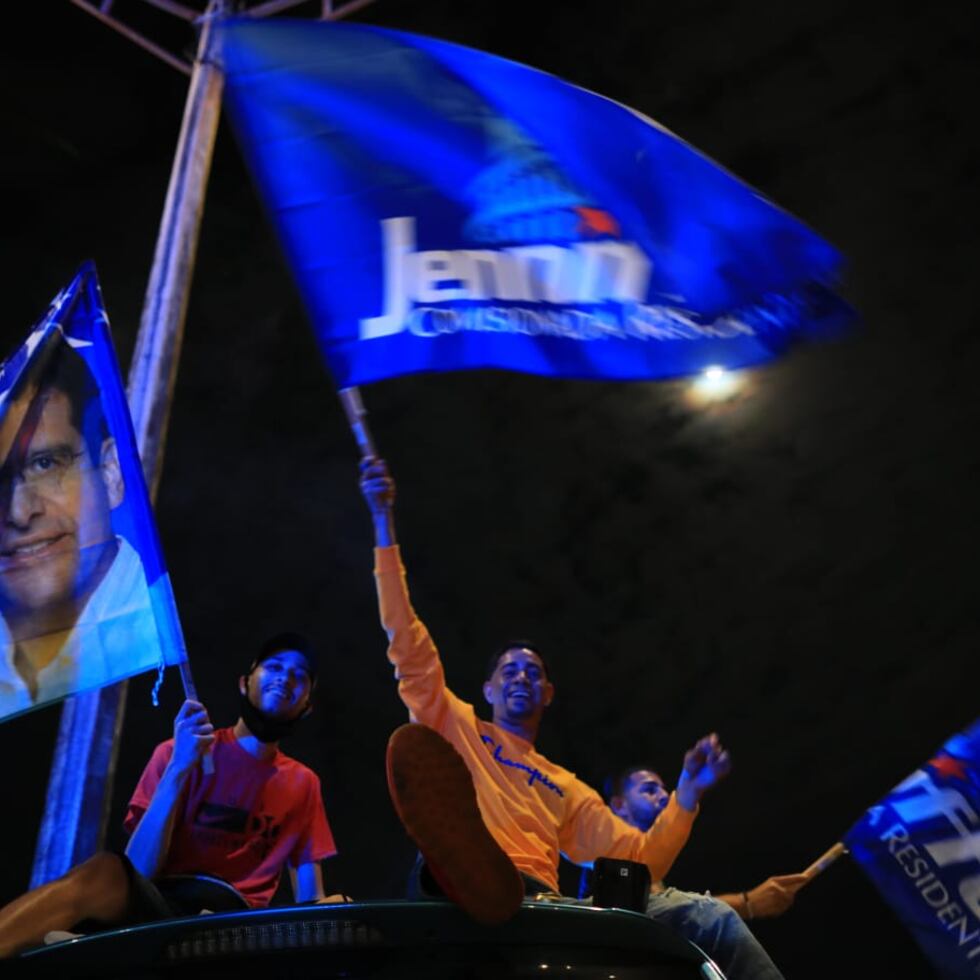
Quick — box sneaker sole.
[386,723,524,926]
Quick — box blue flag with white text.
[0,264,187,723]
[845,720,980,978]
[219,19,851,387]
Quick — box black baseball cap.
[248,631,318,686]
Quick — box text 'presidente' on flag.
[846,720,980,978]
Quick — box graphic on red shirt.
[124,727,336,908]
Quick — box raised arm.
[359,457,462,730]
[562,734,732,883]
[125,699,214,877]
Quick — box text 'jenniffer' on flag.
[0,263,187,724]
[217,18,853,389]
[845,719,980,979]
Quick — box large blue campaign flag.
[845,719,980,978]
[218,19,850,387]
[0,264,187,722]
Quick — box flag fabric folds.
[0,263,186,723]
[845,719,980,978]
[219,18,850,388]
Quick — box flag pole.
[126,0,226,719]
[31,0,226,887]
[339,386,379,459]
[34,0,382,886]
[802,841,847,879]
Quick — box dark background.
[1,1,978,976]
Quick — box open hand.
[676,733,731,811]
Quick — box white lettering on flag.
[892,770,980,841]
[359,217,653,341]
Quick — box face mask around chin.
[237,688,305,743]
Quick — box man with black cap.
[0,632,339,958]
[124,631,336,906]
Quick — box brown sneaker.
[386,723,524,926]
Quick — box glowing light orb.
[690,364,740,401]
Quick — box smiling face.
[241,649,314,722]
[0,388,121,626]
[482,646,554,728]
[611,769,670,832]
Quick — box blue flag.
[845,720,980,978]
[218,19,851,388]
[0,264,186,723]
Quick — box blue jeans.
[642,887,785,980]
[531,886,784,980]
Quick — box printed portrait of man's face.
[0,347,124,636]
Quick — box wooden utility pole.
[32,0,377,886]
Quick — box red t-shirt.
[124,727,337,908]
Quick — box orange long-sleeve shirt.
[375,545,697,894]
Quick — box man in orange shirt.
[359,458,733,925]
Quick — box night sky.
[2,2,978,976]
